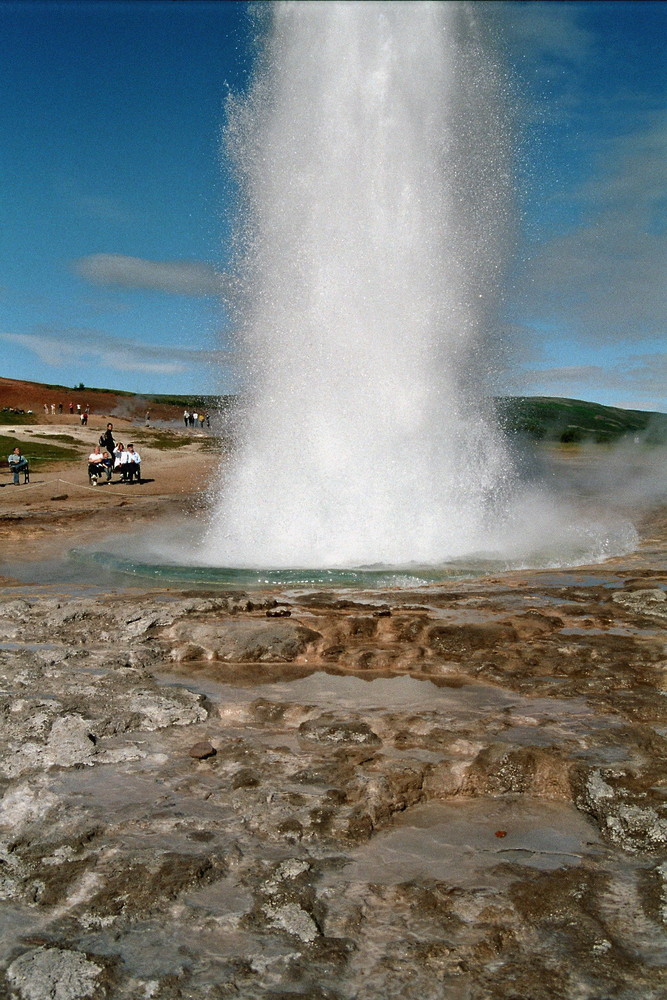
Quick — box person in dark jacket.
[99,423,115,455]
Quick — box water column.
[205,0,515,568]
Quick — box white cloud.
[521,352,667,411]
[75,254,225,297]
[515,116,666,347]
[501,1,593,68]
[0,330,230,377]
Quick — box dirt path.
[0,421,218,560]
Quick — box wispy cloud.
[75,254,225,297]
[517,117,666,346]
[501,1,593,69]
[522,352,667,410]
[0,330,231,377]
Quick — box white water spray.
[203,2,532,568]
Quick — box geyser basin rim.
[68,544,636,590]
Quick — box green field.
[494,396,667,444]
[0,433,84,468]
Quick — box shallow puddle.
[339,797,604,886]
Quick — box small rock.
[188,741,216,760]
[266,607,292,617]
[298,716,381,747]
[373,608,392,617]
[6,946,102,1000]
[232,767,260,788]
[50,494,68,501]
[262,901,319,942]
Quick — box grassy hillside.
[494,396,667,444]
[1,377,665,445]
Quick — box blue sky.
[1,0,665,410]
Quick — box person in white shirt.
[87,446,104,484]
[124,443,142,483]
[113,443,126,480]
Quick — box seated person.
[8,447,29,485]
[100,451,114,482]
[124,443,142,483]
[113,443,126,479]
[87,445,105,484]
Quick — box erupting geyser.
[204,0,518,568]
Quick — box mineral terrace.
[0,472,665,999]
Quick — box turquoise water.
[67,544,620,591]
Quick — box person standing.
[99,423,115,455]
[183,410,189,428]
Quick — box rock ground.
[0,441,665,998]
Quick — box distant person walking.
[58,402,63,414]
[50,403,55,415]
[68,402,74,415]
[183,410,189,428]
[8,447,29,485]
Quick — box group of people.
[87,423,142,485]
[183,410,209,429]
[44,402,90,424]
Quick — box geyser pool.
[203,0,518,569]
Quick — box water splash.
[204,3,524,568]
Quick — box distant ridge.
[494,395,667,444]
[1,378,665,443]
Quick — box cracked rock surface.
[0,545,665,998]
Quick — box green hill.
[494,396,667,444]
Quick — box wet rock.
[262,900,319,942]
[612,587,667,620]
[0,776,62,832]
[298,716,381,747]
[232,767,260,789]
[5,947,103,1000]
[575,767,667,853]
[168,620,321,662]
[188,740,216,760]
[427,621,518,658]
[463,744,572,800]
[126,688,207,729]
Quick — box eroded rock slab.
[0,564,665,999]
